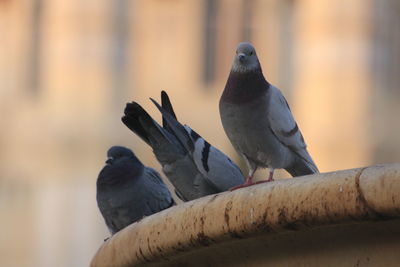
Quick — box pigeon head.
[231,42,261,73]
[97,146,144,188]
[106,146,137,165]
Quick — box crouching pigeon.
[219,42,319,189]
[122,91,244,201]
[97,146,175,235]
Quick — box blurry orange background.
[1,0,399,266]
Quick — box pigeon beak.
[238,53,246,63]
[105,157,114,165]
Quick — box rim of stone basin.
[91,163,400,267]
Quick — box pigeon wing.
[267,85,318,171]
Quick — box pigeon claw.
[229,181,255,191]
[254,178,274,185]
[230,176,275,190]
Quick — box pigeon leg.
[229,166,257,191]
[266,169,274,182]
[245,166,257,184]
[255,169,275,184]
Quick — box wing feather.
[268,85,318,170]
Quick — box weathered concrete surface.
[91,163,400,267]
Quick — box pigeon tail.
[150,98,195,153]
[161,91,178,124]
[285,154,319,177]
[122,102,174,147]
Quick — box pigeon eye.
[249,51,253,56]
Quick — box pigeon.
[219,42,319,189]
[151,95,245,191]
[96,146,175,235]
[122,91,244,201]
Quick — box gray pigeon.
[151,96,245,191]
[122,91,244,201]
[219,42,319,188]
[97,146,175,235]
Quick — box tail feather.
[161,90,177,126]
[150,98,195,153]
[121,103,151,145]
[122,102,174,147]
[285,154,319,177]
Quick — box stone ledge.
[91,163,400,267]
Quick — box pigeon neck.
[97,174,130,189]
[221,69,270,104]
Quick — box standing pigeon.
[219,42,319,189]
[122,91,244,201]
[97,146,175,235]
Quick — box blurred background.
[1,0,399,266]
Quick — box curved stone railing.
[91,163,400,267]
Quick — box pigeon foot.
[254,178,274,185]
[229,181,255,191]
